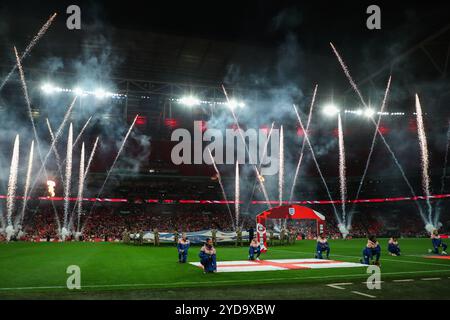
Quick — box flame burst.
[47,180,56,197]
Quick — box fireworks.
[208,148,235,229]
[76,143,86,232]
[415,95,433,223]
[6,135,20,227]
[279,125,284,207]
[289,85,318,203]
[338,114,347,224]
[235,162,240,229]
[47,180,56,198]
[63,124,74,229]
[18,141,34,226]
[0,13,57,92]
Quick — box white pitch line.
[326,283,353,290]
[351,291,376,298]
[270,249,450,268]
[2,269,450,292]
[393,279,414,282]
[361,281,384,285]
[421,277,441,281]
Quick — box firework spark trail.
[18,141,34,226]
[69,137,100,229]
[289,85,318,203]
[0,13,57,91]
[330,43,427,224]
[279,125,284,206]
[235,162,240,230]
[245,123,275,213]
[29,96,77,196]
[63,124,73,228]
[207,148,235,230]
[338,114,347,225]
[76,143,85,232]
[347,76,391,228]
[84,137,100,178]
[330,43,367,106]
[415,95,433,222]
[6,135,20,227]
[222,85,272,208]
[14,45,62,227]
[73,117,92,149]
[374,121,427,223]
[82,116,138,229]
[293,105,341,223]
[46,118,65,183]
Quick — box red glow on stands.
[297,127,305,137]
[230,123,239,131]
[197,120,207,132]
[135,116,147,126]
[378,125,390,135]
[260,125,269,135]
[332,128,339,137]
[164,118,179,128]
[4,194,450,205]
[408,119,418,132]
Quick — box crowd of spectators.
[6,203,449,241]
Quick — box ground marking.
[270,249,450,268]
[421,277,441,281]
[393,279,414,282]
[326,283,353,290]
[2,269,450,292]
[361,281,384,285]
[351,291,376,298]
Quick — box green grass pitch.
[1,238,450,299]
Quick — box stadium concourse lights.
[226,99,245,110]
[322,104,340,117]
[179,96,201,107]
[40,83,126,99]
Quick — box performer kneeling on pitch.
[361,235,381,266]
[388,237,401,256]
[199,238,217,273]
[429,229,448,255]
[177,233,190,263]
[315,233,330,259]
[248,239,261,261]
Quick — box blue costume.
[315,237,330,259]
[248,241,261,260]
[362,238,381,265]
[177,238,190,263]
[431,234,448,255]
[199,244,217,273]
[388,239,400,256]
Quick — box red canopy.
[256,205,325,252]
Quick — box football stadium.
[1,0,450,306]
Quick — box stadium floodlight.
[179,96,200,107]
[41,83,56,94]
[322,104,340,117]
[227,99,245,109]
[364,108,375,118]
[73,87,84,96]
[355,109,363,116]
[94,88,108,99]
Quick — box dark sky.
[2,0,449,49]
